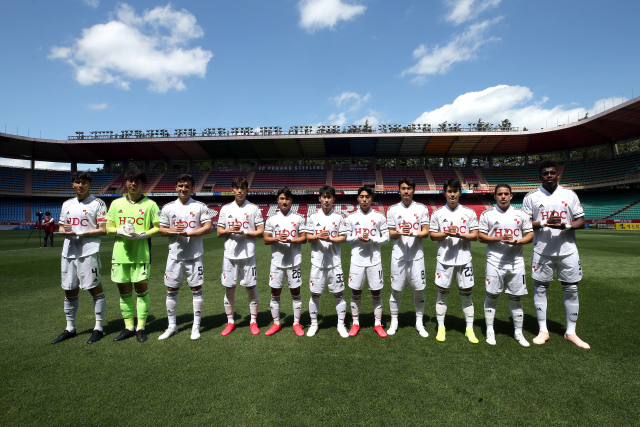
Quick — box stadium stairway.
[247,170,256,188]
[195,171,210,192]
[100,173,122,194]
[424,169,436,190]
[606,199,640,219]
[375,170,383,191]
[145,173,165,193]
[326,169,333,186]
[473,168,489,190]
[454,168,467,189]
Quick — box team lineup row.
[50,159,590,350]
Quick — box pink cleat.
[564,333,590,349]
[348,324,360,337]
[292,324,305,337]
[250,322,260,335]
[374,325,387,338]
[532,331,550,345]
[221,323,236,336]
[264,324,282,336]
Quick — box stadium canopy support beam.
[606,142,619,159]
[104,161,112,173]
[30,159,35,170]
[71,162,77,173]
[565,149,571,164]
[488,156,494,168]
[525,154,529,166]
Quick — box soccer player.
[106,169,160,343]
[158,174,213,341]
[429,178,479,343]
[478,184,534,346]
[51,172,107,344]
[263,187,307,336]
[217,177,264,336]
[522,159,589,349]
[43,211,55,247]
[305,185,349,338]
[345,185,389,337]
[386,177,430,337]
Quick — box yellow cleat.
[465,328,479,344]
[436,327,446,342]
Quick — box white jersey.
[429,204,479,266]
[159,198,212,261]
[305,209,348,268]
[386,200,430,261]
[218,200,264,260]
[479,206,533,268]
[264,210,306,268]
[522,185,584,256]
[59,195,107,259]
[345,208,389,267]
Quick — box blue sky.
[1,0,639,169]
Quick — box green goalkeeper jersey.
[106,195,160,264]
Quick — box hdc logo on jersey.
[494,228,521,237]
[67,218,89,226]
[540,210,568,220]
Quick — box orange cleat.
[374,325,387,338]
[292,324,305,337]
[221,323,236,336]
[348,324,361,337]
[264,323,282,336]
[564,333,590,349]
[250,322,260,335]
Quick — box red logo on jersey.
[391,276,395,282]
[310,280,314,287]
[190,212,195,217]
[349,275,353,282]
[486,278,491,285]
[244,213,249,219]
[139,209,145,215]
[533,266,538,272]
[561,201,568,207]
[371,220,376,226]
[514,218,520,224]
[269,275,273,281]
[82,209,88,215]
[461,217,466,223]
[437,273,441,279]
[332,222,337,227]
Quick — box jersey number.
[292,269,301,279]
[91,268,98,278]
[336,273,344,284]
[252,267,257,277]
[463,266,473,277]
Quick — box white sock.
[372,295,383,326]
[166,290,178,328]
[270,295,281,325]
[292,295,302,325]
[334,292,346,324]
[247,286,259,323]
[192,289,203,327]
[309,293,320,325]
[351,294,362,325]
[92,292,105,331]
[224,287,236,324]
[460,291,474,329]
[562,284,579,335]
[64,295,79,332]
[414,290,425,323]
[389,290,401,322]
[436,289,449,328]
[533,281,549,333]
[484,292,498,330]
[508,295,524,333]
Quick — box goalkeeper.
[106,169,160,342]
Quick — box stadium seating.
[30,201,64,222]
[481,166,540,191]
[152,172,205,192]
[0,199,25,222]
[580,191,640,219]
[249,170,327,192]
[433,197,491,218]
[202,172,247,190]
[613,202,640,219]
[381,170,430,190]
[31,170,116,194]
[0,167,26,192]
[332,170,376,191]
[561,153,640,186]
[429,169,459,188]
[459,168,479,184]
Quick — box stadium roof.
[2,97,640,163]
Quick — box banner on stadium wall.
[586,219,640,224]
[331,164,373,171]
[211,166,251,173]
[195,192,222,196]
[0,224,33,230]
[252,165,327,171]
[615,223,640,230]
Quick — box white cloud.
[354,111,381,126]
[331,91,371,111]
[403,17,501,82]
[0,158,30,168]
[298,0,366,32]
[49,3,213,92]
[88,103,107,110]
[326,112,348,126]
[445,0,501,25]
[81,0,99,8]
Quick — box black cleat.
[87,329,104,344]
[51,330,76,344]
[113,329,136,342]
[136,329,148,342]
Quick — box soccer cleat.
[265,323,282,336]
[436,327,446,342]
[465,328,479,344]
[113,329,136,342]
[348,324,361,337]
[416,323,429,338]
[387,318,398,335]
[532,331,550,345]
[87,330,104,344]
[307,324,319,337]
[158,326,178,340]
[564,333,590,349]
[51,330,76,344]
[337,323,349,338]
[374,325,387,338]
[136,329,148,342]
[515,331,530,347]
[250,322,260,335]
[191,325,201,340]
[292,324,304,337]
[221,323,236,336]
[486,329,496,345]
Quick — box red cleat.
[374,325,387,338]
[221,323,236,336]
[250,322,260,335]
[348,324,361,337]
[264,323,282,336]
[292,324,304,337]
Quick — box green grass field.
[1,229,638,426]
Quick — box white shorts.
[348,263,384,291]
[164,256,204,288]
[390,257,426,292]
[61,254,101,291]
[222,256,257,288]
[269,264,303,289]
[435,261,475,289]
[485,263,527,296]
[531,251,582,283]
[309,265,345,294]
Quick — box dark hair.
[494,183,512,195]
[539,159,558,173]
[277,187,293,199]
[357,185,375,198]
[124,169,147,184]
[442,178,461,193]
[398,177,415,190]
[318,185,335,198]
[231,176,248,190]
[71,171,92,183]
[176,173,194,187]
[45,211,51,216]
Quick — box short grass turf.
[0,229,638,426]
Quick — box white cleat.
[191,325,201,340]
[416,322,429,338]
[158,326,178,340]
[337,323,349,338]
[486,329,496,345]
[307,324,318,337]
[514,331,530,347]
[387,319,398,335]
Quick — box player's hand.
[445,226,459,237]
[278,230,291,243]
[116,227,133,238]
[124,220,136,235]
[501,233,513,243]
[176,221,186,232]
[546,214,563,227]
[319,227,329,241]
[232,220,243,234]
[359,230,370,242]
[131,231,148,240]
[402,222,411,235]
[168,231,188,236]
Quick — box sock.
[334,292,346,324]
[247,286,259,324]
[136,290,150,330]
[64,295,79,332]
[389,290,401,321]
[372,295,383,326]
[224,287,236,323]
[309,293,320,325]
[460,291,474,329]
[436,289,449,328]
[166,290,179,328]
[292,295,302,325]
[533,281,549,333]
[484,292,498,329]
[192,289,203,327]
[509,295,524,333]
[414,290,425,323]
[92,292,105,331]
[119,292,135,330]
[351,294,362,325]
[270,295,281,325]
[562,284,579,335]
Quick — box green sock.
[136,291,150,330]
[120,293,135,330]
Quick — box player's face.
[399,183,414,204]
[357,191,372,211]
[319,193,334,210]
[494,187,512,209]
[176,180,192,202]
[72,179,91,199]
[278,194,292,213]
[444,187,461,207]
[126,179,144,199]
[232,185,248,203]
[540,167,558,189]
